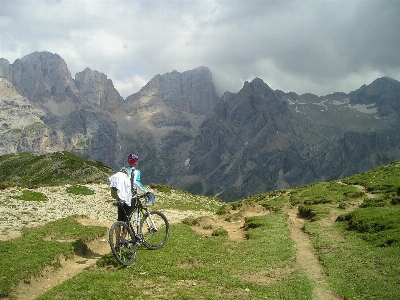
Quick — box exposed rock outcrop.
[178,77,400,201]
[10,52,80,114]
[75,67,123,111]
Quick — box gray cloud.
[1,0,399,98]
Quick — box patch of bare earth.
[188,203,341,299]
[283,205,343,300]
[185,204,299,287]
[12,219,112,300]
[189,203,268,241]
[9,211,210,300]
[6,183,370,299]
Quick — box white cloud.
[1,0,400,98]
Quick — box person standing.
[109,153,149,222]
[125,153,148,196]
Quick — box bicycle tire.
[140,211,169,250]
[109,221,137,266]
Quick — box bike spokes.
[109,221,137,266]
[140,211,169,250]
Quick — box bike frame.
[109,192,169,265]
[118,194,157,242]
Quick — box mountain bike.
[109,192,169,266]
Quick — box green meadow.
[0,153,399,299]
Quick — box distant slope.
[0,152,114,188]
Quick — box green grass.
[289,181,364,206]
[0,217,106,298]
[9,189,47,201]
[152,189,222,212]
[149,183,172,194]
[298,160,400,299]
[0,152,113,189]
[337,206,400,247]
[305,218,400,300]
[342,160,400,194]
[37,217,312,300]
[1,155,400,299]
[66,185,95,196]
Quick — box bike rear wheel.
[140,211,169,250]
[109,221,137,266]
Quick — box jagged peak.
[16,51,63,64]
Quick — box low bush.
[182,216,199,226]
[211,228,228,237]
[149,183,172,194]
[11,189,47,201]
[338,206,400,247]
[66,185,95,196]
[298,205,316,219]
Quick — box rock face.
[75,67,123,111]
[2,51,400,201]
[0,77,64,154]
[10,52,80,113]
[0,53,126,167]
[0,52,219,181]
[177,77,400,201]
[116,66,219,176]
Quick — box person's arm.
[132,169,148,193]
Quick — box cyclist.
[126,153,149,197]
[109,153,149,222]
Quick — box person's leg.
[116,206,127,240]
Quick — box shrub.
[216,205,229,215]
[298,205,315,219]
[66,185,95,195]
[149,183,172,194]
[11,189,47,201]
[211,228,228,237]
[182,216,199,226]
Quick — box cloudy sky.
[1,0,400,98]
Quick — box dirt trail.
[14,220,112,300]
[283,205,343,300]
[11,211,209,300]
[11,203,347,300]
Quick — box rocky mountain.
[75,67,123,111]
[177,77,400,201]
[116,66,219,173]
[0,52,218,187]
[1,51,400,201]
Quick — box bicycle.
[109,192,170,266]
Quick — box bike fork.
[145,214,159,232]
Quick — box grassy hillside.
[0,152,114,189]
[0,156,399,299]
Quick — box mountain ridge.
[1,51,400,201]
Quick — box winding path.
[284,205,343,300]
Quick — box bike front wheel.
[140,211,169,250]
[109,221,137,266]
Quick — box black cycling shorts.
[117,202,134,222]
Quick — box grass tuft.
[66,185,95,196]
[10,189,47,201]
